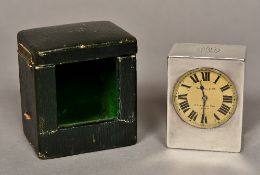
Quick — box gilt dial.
[173,67,238,129]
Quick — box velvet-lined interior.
[56,58,119,128]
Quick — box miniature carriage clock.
[17,21,137,158]
[167,43,246,152]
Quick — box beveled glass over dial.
[173,67,238,129]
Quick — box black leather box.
[17,21,137,159]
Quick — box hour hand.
[199,81,207,110]
[199,81,206,98]
[199,81,205,91]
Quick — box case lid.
[17,21,137,66]
[168,43,246,61]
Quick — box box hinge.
[18,43,34,68]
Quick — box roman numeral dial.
[172,67,238,129]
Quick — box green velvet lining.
[56,58,119,128]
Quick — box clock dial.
[173,68,238,129]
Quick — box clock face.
[173,67,238,129]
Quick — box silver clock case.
[167,43,246,152]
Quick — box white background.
[0,0,260,174]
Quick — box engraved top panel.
[17,21,137,66]
[168,43,246,61]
